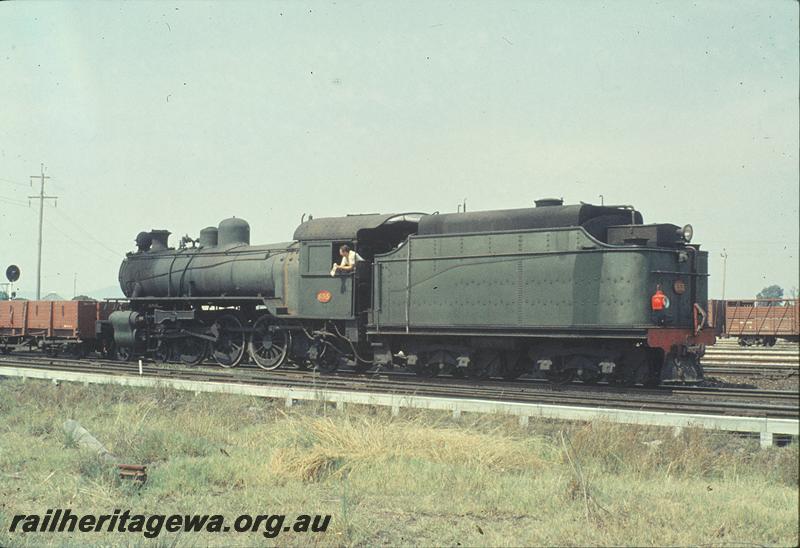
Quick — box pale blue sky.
[1,1,797,298]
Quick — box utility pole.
[29,163,57,300]
[720,249,728,301]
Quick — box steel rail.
[0,354,800,402]
[703,367,799,377]
[1,353,797,405]
[1,358,797,418]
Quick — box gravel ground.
[703,373,799,392]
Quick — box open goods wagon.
[707,298,799,346]
[0,300,118,356]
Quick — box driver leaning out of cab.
[331,244,363,276]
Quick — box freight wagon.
[0,300,118,356]
[707,298,799,346]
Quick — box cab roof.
[292,212,427,241]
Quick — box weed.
[0,378,796,547]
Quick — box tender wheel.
[211,313,246,368]
[579,370,601,385]
[502,352,527,381]
[544,358,574,385]
[414,352,443,378]
[469,350,501,380]
[248,316,290,371]
[567,356,601,385]
[545,369,575,385]
[643,365,662,388]
[178,337,208,366]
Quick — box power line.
[29,163,57,300]
[0,195,29,207]
[42,217,119,261]
[3,189,123,268]
[0,177,29,187]
[52,207,122,257]
[42,217,118,261]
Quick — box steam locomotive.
[106,199,715,385]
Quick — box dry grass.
[0,377,797,547]
[269,413,549,482]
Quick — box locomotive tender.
[109,199,715,385]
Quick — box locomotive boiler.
[118,218,295,299]
[108,200,715,385]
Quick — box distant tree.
[0,291,7,301]
[72,295,95,301]
[788,287,799,300]
[756,284,784,305]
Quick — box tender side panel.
[373,228,699,333]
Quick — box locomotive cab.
[292,213,425,320]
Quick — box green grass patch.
[0,378,797,546]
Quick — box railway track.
[702,341,799,376]
[1,353,797,419]
[702,366,798,376]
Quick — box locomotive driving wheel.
[177,337,208,366]
[248,316,290,371]
[154,341,175,363]
[211,313,246,368]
